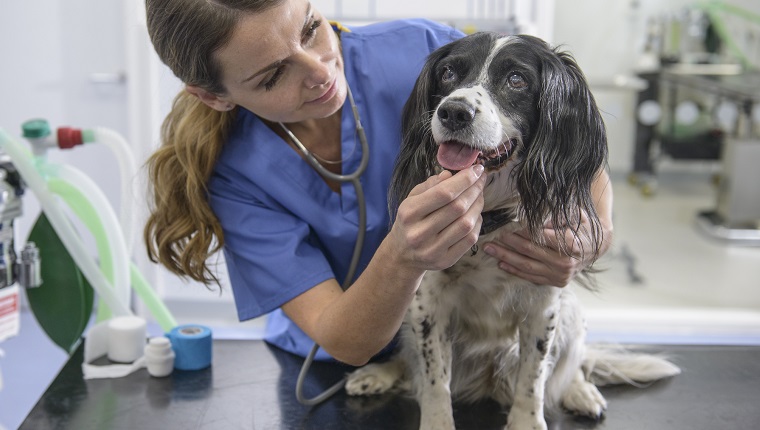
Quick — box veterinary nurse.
[144,0,613,366]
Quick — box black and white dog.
[346,33,680,429]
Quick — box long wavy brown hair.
[143,0,283,285]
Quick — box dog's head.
[391,32,608,257]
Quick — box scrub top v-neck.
[208,19,463,360]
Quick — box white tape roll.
[107,316,147,363]
[82,318,150,380]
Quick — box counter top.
[21,340,760,429]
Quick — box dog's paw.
[345,363,398,396]
[506,409,547,430]
[561,380,607,419]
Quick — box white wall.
[0,0,128,267]
[312,0,555,39]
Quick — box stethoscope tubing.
[287,85,369,406]
[279,87,370,183]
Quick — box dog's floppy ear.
[388,44,454,217]
[515,36,608,257]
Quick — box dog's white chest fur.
[419,232,545,343]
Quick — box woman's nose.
[299,51,332,88]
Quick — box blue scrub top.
[208,19,463,361]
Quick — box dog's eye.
[508,73,527,89]
[441,66,457,83]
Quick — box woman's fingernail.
[483,245,495,256]
[472,164,484,176]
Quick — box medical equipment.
[279,86,370,406]
[0,165,40,288]
[0,154,41,291]
[0,151,42,348]
[0,122,178,353]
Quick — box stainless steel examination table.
[20,339,760,429]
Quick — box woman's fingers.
[485,227,580,287]
[403,165,484,222]
[392,165,486,270]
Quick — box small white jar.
[144,336,175,377]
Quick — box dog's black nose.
[437,99,475,131]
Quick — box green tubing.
[2,125,177,331]
[701,1,760,69]
[710,1,760,25]
[49,178,177,331]
[1,127,131,317]
[47,178,115,322]
[81,129,96,143]
[131,263,177,332]
[703,6,749,68]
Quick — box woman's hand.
[483,214,610,287]
[388,165,486,273]
[283,165,485,366]
[483,169,614,288]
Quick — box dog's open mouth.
[437,139,517,172]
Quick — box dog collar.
[480,208,516,235]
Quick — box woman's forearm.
[283,167,485,365]
[592,168,614,255]
[310,237,425,365]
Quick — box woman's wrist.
[373,235,427,289]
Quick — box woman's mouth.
[307,78,338,104]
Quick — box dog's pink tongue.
[437,141,480,171]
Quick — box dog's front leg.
[506,288,561,430]
[408,282,455,430]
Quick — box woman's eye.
[264,67,284,91]
[302,19,322,43]
[508,73,527,88]
[441,66,457,83]
[262,19,322,91]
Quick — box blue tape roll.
[166,324,213,371]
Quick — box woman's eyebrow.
[241,59,283,85]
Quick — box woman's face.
[213,0,346,123]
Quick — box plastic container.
[144,336,175,377]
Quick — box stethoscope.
[279,85,370,406]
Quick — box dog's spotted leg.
[506,288,561,430]
[409,279,455,430]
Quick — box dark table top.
[21,340,760,429]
